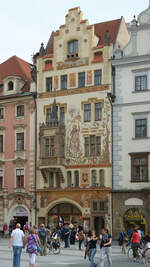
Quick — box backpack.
[25,225,29,231]
[40,229,46,238]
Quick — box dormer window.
[67,40,78,59]
[8,81,14,91]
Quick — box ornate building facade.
[0,56,36,229]
[35,7,129,233]
[112,3,150,238]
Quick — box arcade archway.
[47,203,82,228]
[123,208,145,234]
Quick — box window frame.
[16,105,25,118]
[60,106,65,124]
[68,40,78,54]
[16,132,24,151]
[84,103,91,122]
[74,171,79,187]
[0,135,4,153]
[49,172,54,188]
[46,77,53,92]
[135,118,147,138]
[67,171,72,188]
[94,69,102,86]
[44,137,55,157]
[61,75,67,90]
[0,108,4,120]
[78,72,85,88]
[8,81,14,91]
[130,153,149,183]
[84,135,101,157]
[135,75,147,92]
[16,169,25,188]
[95,102,102,121]
[0,170,3,189]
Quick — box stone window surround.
[81,98,104,123]
[15,128,26,152]
[90,168,105,187]
[44,67,103,92]
[129,152,150,183]
[132,68,149,92]
[44,103,67,122]
[15,104,25,119]
[14,167,25,189]
[132,111,150,140]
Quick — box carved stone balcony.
[39,157,65,167]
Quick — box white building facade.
[112,3,150,238]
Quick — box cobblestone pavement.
[0,238,144,266]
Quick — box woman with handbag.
[26,228,41,267]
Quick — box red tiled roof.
[45,18,121,56]
[0,55,32,92]
[94,18,121,46]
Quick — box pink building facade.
[0,56,36,229]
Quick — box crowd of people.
[7,220,150,267]
[118,225,150,261]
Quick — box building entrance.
[94,217,104,235]
[12,207,29,229]
[124,208,145,234]
[48,203,82,228]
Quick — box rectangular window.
[78,72,85,88]
[131,154,148,182]
[61,75,67,90]
[17,105,24,117]
[93,201,98,211]
[49,172,54,188]
[16,169,24,188]
[0,170,3,188]
[0,108,4,120]
[135,75,147,91]
[94,70,102,86]
[100,201,105,211]
[46,108,51,123]
[74,171,79,187]
[84,104,91,122]
[0,135,3,153]
[84,137,90,157]
[46,77,53,92]
[60,107,65,124]
[95,102,102,121]
[45,137,55,157]
[85,136,101,157]
[135,119,147,138]
[16,133,24,151]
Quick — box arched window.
[68,40,78,54]
[67,171,72,187]
[99,170,105,187]
[74,171,79,187]
[91,170,97,187]
[8,81,14,91]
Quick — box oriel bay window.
[135,119,147,138]
[16,169,24,188]
[16,133,24,151]
[46,108,51,123]
[131,153,149,182]
[84,135,101,157]
[45,137,55,157]
[95,102,102,121]
[84,104,91,122]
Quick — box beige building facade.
[35,7,129,233]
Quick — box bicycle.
[128,246,150,264]
[47,238,61,255]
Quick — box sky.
[0,0,149,63]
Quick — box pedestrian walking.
[64,223,70,248]
[38,224,47,256]
[89,230,98,267]
[118,230,127,254]
[99,228,112,267]
[131,225,141,261]
[8,223,25,267]
[78,228,85,250]
[26,227,41,267]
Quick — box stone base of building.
[112,190,150,240]
[37,188,112,234]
